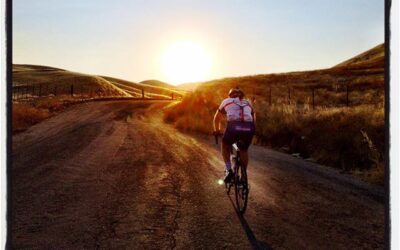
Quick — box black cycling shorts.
[222,121,255,150]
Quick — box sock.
[225,161,232,172]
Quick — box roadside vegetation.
[164,44,385,185]
[12,97,75,134]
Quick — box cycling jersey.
[218,97,254,122]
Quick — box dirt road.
[11,101,385,249]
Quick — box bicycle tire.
[234,160,249,214]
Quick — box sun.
[161,40,212,85]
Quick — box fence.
[256,83,384,109]
[12,83,181,102]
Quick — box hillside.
[139,80,172,88]
[12,64,184,99]
[13,64,131,97]
[164,44,385,184]
[334,43,385,69]
[101,76,184,99]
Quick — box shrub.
[163,89,385,184]
[13,103,50,133]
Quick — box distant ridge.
[139,80,173,88]
[334,43,384,69]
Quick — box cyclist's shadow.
[228,195,273,250]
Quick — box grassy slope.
[335,44,385,68]
[13,64,185,99]
[164,44,385,184]
[13,64,130,97]
[101,76,185,99]
[139,80,173,88]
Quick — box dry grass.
[12,97,78,133]
[163,44,385,184]
[13,64,185,100]
[164,94,385,184]
[13,65,131,97]
[13,103,50,133]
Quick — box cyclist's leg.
[240,150,249,168]
[238,122,255,169]
[221,141,231,171]
[222,122,235,172]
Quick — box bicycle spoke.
[234,161,249,214]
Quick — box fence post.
[39,84,42,97]
[54,85,57,96]
[142,89,144,99]
[346,84,349,107]
[71,85,74,96]
[269,87,272,106]
[32,86,35,97]
[312,87,315,110]
[171,93,174,100]
[288,86,291,104]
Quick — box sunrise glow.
[161,40,212,85]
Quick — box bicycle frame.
[215,133,249,214]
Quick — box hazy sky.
[13,0,384,85]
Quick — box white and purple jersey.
[218,97,254,122]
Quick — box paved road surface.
[11,101,385,249]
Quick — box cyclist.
[213,88,256,183]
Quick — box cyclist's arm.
[213,110,223,132]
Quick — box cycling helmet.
[237,89,245,99]
[228,88,239,98]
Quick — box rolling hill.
[12,64,184,99]
[13,65,130,97]
[139,80,173,88]
[101,76,184,99]
[334,43,385,69]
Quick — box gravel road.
[11,101,385,249]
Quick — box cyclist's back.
[218,97,253,123]
[213,88,256,183]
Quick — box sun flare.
[161,40,212,85]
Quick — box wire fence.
[252,83,384,109]
[12,83,182,102]
[13,82,384,109]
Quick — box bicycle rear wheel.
[234,161,249,214]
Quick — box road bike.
[215,133,249,214]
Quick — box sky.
[13,0,384,85]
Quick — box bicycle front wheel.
[234,162,249,214]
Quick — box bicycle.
[215,133,249,215]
